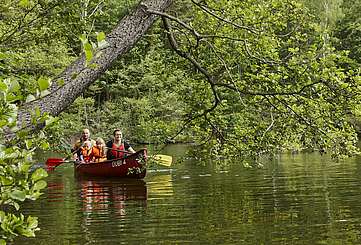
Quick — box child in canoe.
[89,138,107,162]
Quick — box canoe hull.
[74,149,147,179]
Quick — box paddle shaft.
[106,147,172,166]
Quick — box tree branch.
[162,16,220,113]
[191,0,259,34]
[13,0,173,134]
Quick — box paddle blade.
[153,154,172,167]
[46,158,66,171]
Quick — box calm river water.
[16,145,361,244]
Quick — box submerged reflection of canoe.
[77,177,147,215]
[74,149,147,178]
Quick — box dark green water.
[16,147,361,244]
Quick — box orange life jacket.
[111,143,125,159]
[90,146,107,162]
[72,139,96,160]
[80,146,92,162]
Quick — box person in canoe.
[105,129,135,160]
[72,128,96,160]
[79,140,92,162]
[89,137,107,162]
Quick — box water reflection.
[147,173,174,197]
[16,152,361,244]
[76,177,147,218]
[46,181,65,202]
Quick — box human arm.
[72,141,81,160]
[124,141,136,153]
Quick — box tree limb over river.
[16,0,172,131]
[9,0,361,159]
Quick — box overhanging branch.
[13,0,173,134]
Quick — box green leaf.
[10,190,26,201]
[31,168,48,182]
[45,116,57,126]
[19,163,31,173]
[85,50,93,62]
[0,52,7,59]
[25,139,33,149]
[0,120,7,127]
[6,93,23,103]
[88,63,98,69]
[17,227,35,237]
[25,94,36,103]
[37,77,50,92]
[96,32,106,42]
[40,89,50,97]
[97,41,108,49]
[84,42,92,51]
[0,81,8,92]
[79,34,87,44]
[35,107,41,117]
[9,80,20,93]
[0,239,6,245]
[57,79,65,86]
[0,211,5,222]
[27,216,38,229]
[40,141,50,150]
[19,0,30,8]
[33,180,47,191]
[84,43,93,61]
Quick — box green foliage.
[0,76,55,243]
[164,0,359,164]
[0,2,359,243]
[334,0,361,63]
[53,27,190,148]
[302,0,344,30]
[0,2,67,241]
[50,0,361,167]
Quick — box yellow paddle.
[152,154,173,167]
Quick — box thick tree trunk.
[17,0,172,129]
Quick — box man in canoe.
[105,129,135,160]
[72,128,96,160]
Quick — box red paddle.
[46,158,74,171]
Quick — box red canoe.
[74,149,147,179]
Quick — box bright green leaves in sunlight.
[0,76,51,243]
[0,212,39,239]
[37,77,50,93]
[31,168,47,183]
[9,190,26,202]
[96,32,107,49]
[80,34,94,63]
[0,1,116,244]
[21,76,52,103]
[19,0,32,8]
[80,32,108,66]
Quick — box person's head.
[113,129,122,142]
[81,128,91,141]
[83,140,91,148]
[96,137,105,146]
